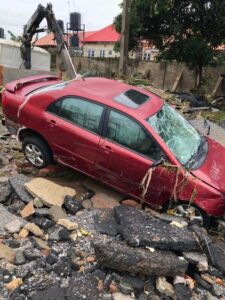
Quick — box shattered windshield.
[146,103,201,166]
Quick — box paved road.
[190,120,225,147]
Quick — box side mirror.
[150,157,165,169]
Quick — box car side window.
[47,97,104,134]
[106,110,163,161]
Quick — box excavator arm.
[21,3,76,79]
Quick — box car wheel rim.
[25,144,44,167]
[173,204,203,224]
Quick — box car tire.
[163,201,212,228]
[22,136,52,169]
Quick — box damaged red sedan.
[2,75,225,223]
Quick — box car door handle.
[48,120,57,127]
[102,145,113,153]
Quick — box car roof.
[37,77,164,120]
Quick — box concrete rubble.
[24,177,76,207]
[1,121,225,299]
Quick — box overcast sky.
[0,0,122,38]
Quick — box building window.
[99,49,105,58]
[108,50,112,56]
[143,52,151,61]
[88,49,95,58]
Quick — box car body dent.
[192,138,225,193]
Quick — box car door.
[94,109,177,208]
[43,96,105,175]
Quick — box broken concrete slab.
[14,250,26,265]
[35,208,50,217]
[191,225,225,275]
[49,205,67,222]
[5,219,24,234]
[94,239,188,277]
[18,228,29,239]
[24,223,44,237]
[33,197,43,208]
[0,156,9,166]
[94,209,119,236]
[208,244,225,275]
[113,293,134,300]
[0,204,26,234]
[121,199,140,208]
[81,199,93,209]
[91,193,120,209]
[20,201,35,218]
[114,206,199,251]
[9,174,32,203]
[183,251,208,271]
[120,274,144,292]
[0,243,16,262]
[57,219,78,230]
[156,277,176,299]
[31,237,50,251]
[174,283,192,300]
[24,177,76,207]
[5,277,23,291]
[0,182,12,203]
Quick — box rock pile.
[0,175,225,300]
[1,129,225,300]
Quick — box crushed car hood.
[192,138,225,193]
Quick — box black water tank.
[70,12,81,31]
[70,34,79,47]
[57,20,64,33]
[0,28,4,39]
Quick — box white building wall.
[0,39,51,71]
[83,43,119,58]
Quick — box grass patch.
[202,111,225,128]
[126,78,150,86]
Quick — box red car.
[2,75,225,223]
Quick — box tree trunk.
[197,64,203,91]
[119,0,131,78]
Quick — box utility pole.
[119,0,131,78]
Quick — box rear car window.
[114,89,149,108]
[27,81,70,96]
[47,97,104,134]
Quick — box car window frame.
[102,107,167,162]
[45,95,107,137]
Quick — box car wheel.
[165,202,211,227]
[22,136,52,169]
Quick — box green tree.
[114,0,225,89]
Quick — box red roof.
[34,31,96,47]
[82,24,120,43]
